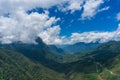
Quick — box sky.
[0,0,120,45]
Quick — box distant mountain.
[61,42,100,54]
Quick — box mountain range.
[58,42,100,54]
[0,38,120,80]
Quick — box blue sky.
[48,0,120,36]
[0,0,120,44]
[29,0,120,37]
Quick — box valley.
[0,38,120,80]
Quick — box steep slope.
[65,41,120,80]
[90,41,120,65]
[0,48,65,80]
[99,54,120,80]
[0,38,67,73]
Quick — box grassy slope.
[99,54,120,80]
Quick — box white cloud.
[0,0,85,15]
[0,0,66,44]
[38,26,63,45]
[0,0,107,18]
[98,6,110,12]
[68,32,113,44]
[0,0,65,15]
[0,10,61,44]
[116,12,120,21]
[67,1,82,13]
[58,0,84,13]
[81,0,104,19]
[64,24,120,44]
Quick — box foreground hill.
[0,48,65,80]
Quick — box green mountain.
[0,39,120,80]
[99,54,120,80]
[61,42,100,54]
[0,48,65,80]
[67,41,120,80]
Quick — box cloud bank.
[68,24,120,44]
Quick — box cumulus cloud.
[68,32,113,44]
[0,0,65,15]
[58,0,84,13]
[65,24,120,44]
[0,0,107,18]
[0,10,61,44]
[81,0,104,19]
[38,26,63,44]
[0,0,85,15]
[0,0,64,44]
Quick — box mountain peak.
[35,37,44,44]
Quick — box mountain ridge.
[0,39,120,80]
